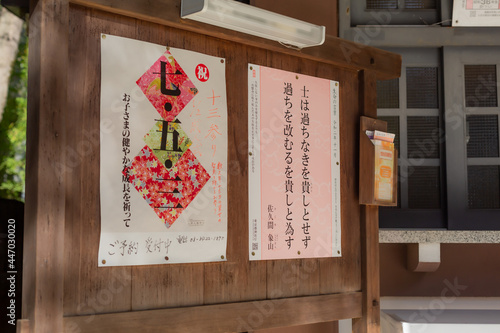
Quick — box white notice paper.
[99,35,228,266]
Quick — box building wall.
[381,244,500,297]
[251,0,338,37]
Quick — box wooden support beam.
[23,0,68,332]
[353,205,381,333]
[16,319,29,333]
[353,70,381,333]
[63,293,362,333]
[69,0,401,80]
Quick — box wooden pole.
[352,70,381,333]
[22,0,68,332]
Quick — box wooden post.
[22,0,68,332]
[16,319,29,333]
[352,206,381,333]
[352,70,381,333]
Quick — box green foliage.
[0,25,27,201]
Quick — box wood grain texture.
[253,321,339,333]
[64,6,133,317]
[63,5,269,312]
[25,1,400,331]
[202,36,267,305]
[319,66,362,296]
[16,319,29,333]
[63,5,368,315]
[64,292,362,333]
[352,206,381,333]
[23,1,68,332]
[358,118,383,206]
[69,0,401,80]
[352,70,382,333]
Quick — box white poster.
[98,34,227,266]
[452,0,500,26]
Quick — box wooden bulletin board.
[22,1,401,332]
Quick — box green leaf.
[0,24,27,201]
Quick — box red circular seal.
[195,64,209,82]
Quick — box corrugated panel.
[408,166,441,209]
[406,67,439,109]
[377,78,399,109]
[468,166,500,209]
[467,115,499,158]
[378,116,400,157]
[407,116,440,159]
[405,0,437,9]
[367,0,398,9]
[465,65,498,108]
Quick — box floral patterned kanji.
[143,119,192,169]
[136,50,198,121]
[124,146,210,228]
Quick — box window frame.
[341,0,500,230]
[350,0,440,26]
[378,48,446,229]
[444,46,500,230]
[339,0,499,48]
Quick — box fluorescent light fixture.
[181,0,326,49]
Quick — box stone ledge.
[379,230,500,243]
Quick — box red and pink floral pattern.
[124,146,210,228]
[136,51,198,121]
[127,50,210,228]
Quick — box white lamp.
[181,0,326,49]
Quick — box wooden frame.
[63,293,362,332]
[23,1,68,332]
[352,71,382,333]
[23,1,401,332]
